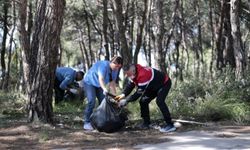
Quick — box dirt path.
[0,119,249,150]
[135,126,250,150]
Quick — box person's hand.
[118,99,127,107]
[103,88,108,96]
[69,88,78,94]
[114,94,125,101]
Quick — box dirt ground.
[1,114,250,150]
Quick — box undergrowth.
[166,71,250,124]
[1,70,249,126]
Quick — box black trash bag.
[90,96,127,133]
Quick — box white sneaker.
[83,123,94,131]
[159,124,176,133]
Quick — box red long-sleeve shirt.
[123,64,169,102]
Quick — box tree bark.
[209,0,215,77]
[3,0,17,90]
[18,0,65,123]
[195,0,203,78]
[144,0,153,66]
[215,0,226,70]
[164,0,180,70]
[112,0,132,66]
[224,0,235,68]
[1,0,9,89]
[231,0,246,79]
[83,10,95,64]
[179,0,187,82]
[78,28,91,70]
[133,0,148,64]
[155,0,166,72]
[103,0,110,60]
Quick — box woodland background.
[0,0,249,124]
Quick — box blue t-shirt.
[56,67,76,90]
[83,61,119,87]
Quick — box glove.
[114,94,125,101]
[103,88,108,96]
[69,88,78,94]
[118,99,127,107]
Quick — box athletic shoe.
[83,122,94,131]
[159,124,176,133]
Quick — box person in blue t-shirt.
[82,56,123,131]
[54,67,84,104]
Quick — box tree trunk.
[78,40,86,71]
[58,39,63,66]
[231,0,246,79]
[78,28,91,70]
[128,1,135,61]
[112,0,132,66]
[209,0,215,78]
[84,9,103,60]
[180,0,187,81]
[195,0,203,78]
[77,28,89,70]
[144,0,153,66]
[133,0,148,64]
[102,0,110,60]
[164,0,180,71]
[155,0,166,72]
[84,10,95,64]
[215,0,226,70]
[18,0,65,123]
[224,0,235,68]
[3,0,17,90]
[1,0,9,89]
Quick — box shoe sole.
[83,126,94,130]
[159,127,176,133]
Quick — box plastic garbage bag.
[90,96,127,133]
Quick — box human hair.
[76,71,84,81]
[123,64,136,73]
[110,56,123,65]
[77,71,84,77]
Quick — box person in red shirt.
[115,64,176,133]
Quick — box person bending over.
[54,67,84,104]
[82,56,123,131]
[115,64,176,133]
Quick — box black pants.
[54,77,64,104]
[139,79,173,125]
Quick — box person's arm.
[98,75,107,92]
[126,92,142,102]
[123,80,136,96]
[96,64,109,93]
[115,79,136,101]
[59,76,71,90]
[109,80,117,94]
[59,71,79,94]
[118,86,142,107]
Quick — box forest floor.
[0,93,249,150]
[0,112,250,150]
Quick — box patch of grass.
[53,100,85,129]
[54,100,84,114]
[0,91,27,127]
[38,130,50,142]
[126,101,141,120]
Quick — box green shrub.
[167,75,250,124]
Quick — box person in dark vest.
[115,64,176,133]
